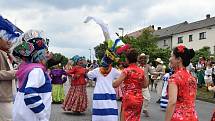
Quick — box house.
[127,14,215,54]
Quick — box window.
[178,37,183,44]
[199,32,206,40]
[163,40,168,46]
[189,35,193,42]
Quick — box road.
[50,86,215,121]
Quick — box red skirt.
[211,110,215,121]
[62,85,88,112]
[121,91,143,121]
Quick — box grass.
[196,86,215,103]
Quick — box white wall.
[156,37,172,49]
[172,26,215,53]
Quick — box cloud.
[0,0,106,10]
[1,0,215,59]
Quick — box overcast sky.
[1,0,215,60]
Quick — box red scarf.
[99,65,112,76]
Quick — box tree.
[124,28,171,66]
[93,28,171,66]
[192,46,211,65]
[47,53,68,68]
[94,41,108,60]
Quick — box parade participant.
[85,16,125,121]
[12,30,52,121]
[0,15,21,121]
[196,57,206,88]
[64,59,73,94]
[62,55,88,113]
[113,48,149,121]
[50,63,67,103]
[204,61,213,91]
[165,45,198,121]
[138,53,161,117]
[87,56,121,121]
[154,58,165,103]
[160,67,173,110]
[88,60,99,87]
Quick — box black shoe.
[142,110,149,117]
[156,99,160,104]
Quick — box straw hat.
[139,53,149,63]
[155,58,163,64]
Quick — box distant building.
[127,14,215,54]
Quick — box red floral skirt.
[171,107,198,121]
[211,110,215,121]
[62,85,87,112]
[121,91,143,121]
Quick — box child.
[50,64,67,103]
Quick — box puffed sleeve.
[87,68,98,80]
[67,67,76,76]
[122,68,128,77]
[113,68,121,79]
[168,74,179,86]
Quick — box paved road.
[50,86,215,121]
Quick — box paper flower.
[177,45,185,53]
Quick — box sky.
[1,0,215,60]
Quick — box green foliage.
[192,46,212,65]
[94,41,108,60]
[53,53,68,66]
[124,28,171,66]
[47,53,68,68]
[93,28,213,68]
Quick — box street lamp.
[118,27,124,40]
[89,48,91,62]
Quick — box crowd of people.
[0,15,215,121]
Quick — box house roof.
[127,15,215,39]
[174,17,215,34]
[125,26,154,38]
[153,21,188,38]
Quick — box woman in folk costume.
[85,16,123,121]
[50,63,67,103]
[165,45,198,121]
[113,48,149,121]
[12,30,53,121]
[0,15,21,121]
[62,55,88,113]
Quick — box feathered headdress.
[0,15,22,42]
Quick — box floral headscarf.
[12,30,49,63]
[71,55,83,65]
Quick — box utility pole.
[118,27,124,41]
[89,48,91,62]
